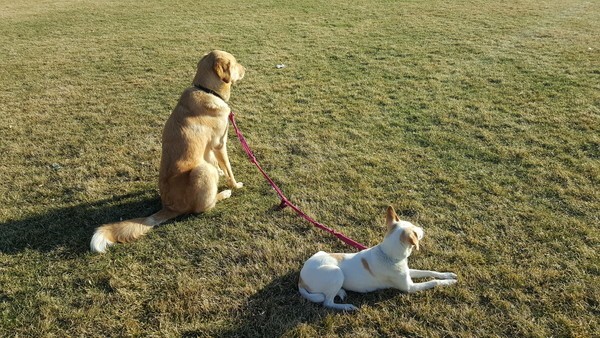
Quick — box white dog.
[298,206,457,311]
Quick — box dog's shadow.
[186,271,323,337]
[0,191,161,255]
[183,270,402,337]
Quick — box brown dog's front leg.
[214,143,243,189]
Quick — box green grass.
[1,0,598,336]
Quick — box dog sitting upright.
[90,50,245,253]
[298,206,457,311]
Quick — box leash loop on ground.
[229,112,367,251]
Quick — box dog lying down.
[298,206,457,311]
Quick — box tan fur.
[330,253,346,262]
[361,258,375,277]
[94,208,181,244]
[91,50,245,252]
[401,228,420,251]
[385,205,401,236]
[386,206,419,250]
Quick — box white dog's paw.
[336,289,347,301]
[439,279,458,286]
[441,272,458,280]
[324,300,359,312]
[342,304,359,312]
[232,181,244,189]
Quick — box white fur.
[90,230,114,253]
[299,211,457,311]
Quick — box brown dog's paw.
[216,189,232,201]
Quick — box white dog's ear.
[214,56,232,83]
[385,205,400,230]
[401,228,420,250]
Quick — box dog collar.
[375,245,397,264]
[194,84,225,101]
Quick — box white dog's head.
[383,205,424,257]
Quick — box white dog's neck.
[375,241,411,265]
[374,245,397,265]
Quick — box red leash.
[229,112,367,251]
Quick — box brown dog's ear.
[401,228,420,250]
[386,205,399,230]
[213,56,231,83]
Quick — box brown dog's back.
[90,50,245,253]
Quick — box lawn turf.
[0,0,598,336]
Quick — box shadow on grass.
[181,271,322,337]
[0,191,161,255]
[182,271,402,337]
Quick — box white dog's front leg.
[409,269,457,280]
[407,279,457,293]
[394,273,457,293]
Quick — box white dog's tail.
[90,208,181,253]
[298,287,326,303]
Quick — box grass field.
[1,0,598,336]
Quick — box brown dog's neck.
[193,84,226,101]
[192,71,231,102]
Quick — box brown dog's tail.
[90,208,181,253]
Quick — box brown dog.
[91,50,245,253]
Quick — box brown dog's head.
[192,50,245,102]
